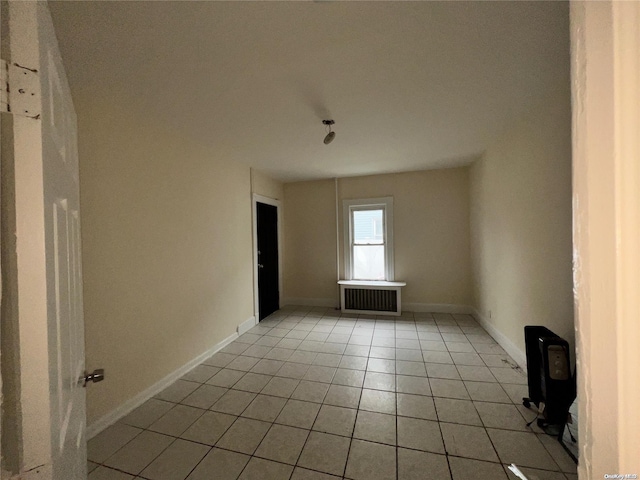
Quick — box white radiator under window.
[338,280,406,316]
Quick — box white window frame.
[343,197,394,281]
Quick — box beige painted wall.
[283,169,473,308]
[469,82,574,360]
[283,180,339,305]
[78,99,254,424]
[251,168,283,201]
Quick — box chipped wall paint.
[571,0,640,476]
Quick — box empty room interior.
[8,0,630,479]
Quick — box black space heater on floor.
[523,326,576,428]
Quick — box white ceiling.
[49,1,569,182]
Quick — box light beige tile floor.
[87,307,577,479]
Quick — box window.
[343,197,394,281]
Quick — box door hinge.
[0,58,41,119]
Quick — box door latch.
[82,369,105,387]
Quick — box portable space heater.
[523,326,576,427]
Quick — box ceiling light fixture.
[322,119,336,145]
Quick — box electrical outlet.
[488,310,492,319]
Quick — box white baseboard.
[282,297,338,308]
[86,329,239,439]
[237,316,257,335]
[403,303,476,314]
[472,308,527,372]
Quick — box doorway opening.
[252,195,282,321]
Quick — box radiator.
[344,288,397,312]
[338,280,406,316]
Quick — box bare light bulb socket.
[322,120,335,145]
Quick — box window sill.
[338,280,406,287]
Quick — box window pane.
[353,245,385,280]
[353,209,384,244]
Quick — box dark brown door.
[257,202,279,320]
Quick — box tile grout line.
[118,401,572,469]
[395,383,400,480]
[90,308,573,479]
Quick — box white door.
[3,2,86,478]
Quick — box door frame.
[1,2,85,478]
[2,2,58,478]
[252,194,283,322]
[571,1,640,476]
